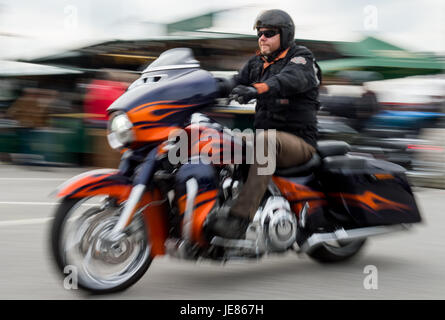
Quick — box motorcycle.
[50,48,422,293]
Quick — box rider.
[208,9,322,239]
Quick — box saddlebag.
[319,155,422,227]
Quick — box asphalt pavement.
[0,163,444,300]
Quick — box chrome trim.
[210,236,256,249]
[109,184,146,239]
[144,64,200,73]
[182,178,198,241]
[299,202,309,228]
[107,112,134,150]
[300,224,411,253]
[267,181,282,196]
[267,208,297,250]
[165,238,196,260]
[406,170,445,178]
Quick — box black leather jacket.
[233,43,321,147]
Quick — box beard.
[260,45,282,62]
[259,44,272,55]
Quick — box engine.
[246,196,298,252]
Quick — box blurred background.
[0,0,445,188]
[1,0,445,300]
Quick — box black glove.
[229,85,258,104]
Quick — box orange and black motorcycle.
[50,48,422,293]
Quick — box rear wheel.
[306,238,367,263]
[50,196,152,294]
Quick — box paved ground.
[0,164,444,300]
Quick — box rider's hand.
[229,85,258,104]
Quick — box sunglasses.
[257,30,279,38]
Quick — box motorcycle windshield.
[126,48,201,92]
[142,48,200,73]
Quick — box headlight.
[107,112,134,149]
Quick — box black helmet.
[254,9,295,50]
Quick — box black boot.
[205,206,250,240]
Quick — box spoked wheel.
[306,238,367,263]
[50,196,152,294]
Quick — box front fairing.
[108,69,219,145]
[108,69,219,114]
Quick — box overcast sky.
[0,0,444,60]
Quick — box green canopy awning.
[319,37,444,80]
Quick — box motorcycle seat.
[275,153,321,177]
[274,140,350,177]
[316,140,351,158]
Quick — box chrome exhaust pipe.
[300,224,411,253]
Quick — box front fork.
[107,147,161,241]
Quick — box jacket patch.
[290,56,307,65]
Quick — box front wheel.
[306,238,367,263]
[50,196,152,294]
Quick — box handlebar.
[214,77,236,98]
